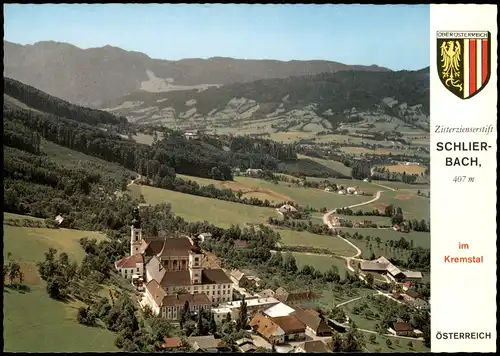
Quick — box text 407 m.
[453,176,475,183]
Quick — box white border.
[430,4,497,352]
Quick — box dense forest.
[4,79,299,183]
[4,77,129,126]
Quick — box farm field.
[276,228,357,256]
[3,285,119,352]
[3,225,108,264]
[297,154,352,177]
[129,184,278,228]
[305,177,378,194]
[292,252,348,273]
[318,287,375,309]
[236,177,369,209]
[177,174,292,204]
[331,214,392,226]
[357,190,430,221]
[380,164,426,174]
[340,146,429,158]
[268,131,316,143]
[340,227,430,249]
[372,180,430,190]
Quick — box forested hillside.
[4,79,350,228]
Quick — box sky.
[4,4,429,71]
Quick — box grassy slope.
[235,177,369,209]
[297,154,352,177]
[3,222,117,352]
[130,184,278,228]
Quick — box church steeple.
[130,208,143,256]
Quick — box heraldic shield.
[437,31,491,100]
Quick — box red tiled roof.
[234,240,248,248]
[162,337,182,348]
[115,254,143,269]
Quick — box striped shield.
[437,31,491,100]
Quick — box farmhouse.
[388,322,416,337]
[230,269,262,288]
[278,204,298,216]
[263,302,296,318]
[249,313,306,344]
[330,216,342,227]
[246,168,263,177]
[338,190,346,195]
[294,340,332,353]
[187,335,218,352]
[292,307,332,337]
[184,130,199,140]
[393,222,410,233]
[353,220,373,228]
[275,288,319,306]
[198,233,212,243]
[160,337,183,350]
[54,214,68,228]
[324,186,333,192]
[359,256,422,282]
[346,187,358,195]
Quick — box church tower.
[130,208,143,256]
[188,238,203,284]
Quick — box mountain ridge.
[4,40,394,108]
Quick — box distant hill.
[3,40,391,108]
[104,69,430,131]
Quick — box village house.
[292,307,332,337]
[337,189,346,195]
[263,302,296,318]
[230,269,262,288]
[330,216,342,227]
[198,233,212,243]
[278,204,298,217]
[324,186,333,192]
[233,240,249,249]
[114,253,144,281]
[257,289,275,298]
[275,287,319,307]
[187,335,218,352]
[358,256,422,282]
[353,220,373,228]
[54,214,68,228]
[184,130,199,140]
[235,338,256,353]
[393,222,410,233]
[249,313,306,345]
[160,337,183,351]
[403,288,420,301]
[245,168,263,177]
[294,340,332,353]
[211,297,281,323]
[346,187,358,195]
[388,322,417,337]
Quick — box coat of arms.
[437,31,491,99]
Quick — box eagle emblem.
[436,31,491,100]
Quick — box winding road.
[322,190,383,271]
